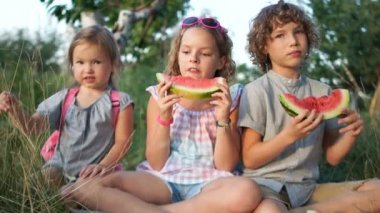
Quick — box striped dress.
[137,84,243,184]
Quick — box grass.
[0,66,68,211]
[0,127,66,212]
[1,63,380,212]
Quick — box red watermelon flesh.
[279,89,350,119]
[156,73,223,99]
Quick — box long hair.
[165,19,236,82]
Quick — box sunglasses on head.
[181,17,227,33]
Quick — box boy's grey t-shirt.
[238,70,341,207]
[37,87,133,180]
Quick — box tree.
[0,30,61,74]
[306,0,380,114]
[236,63,262,85]
[0,29,64,111]
[40,0,190,60]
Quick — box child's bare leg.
[67,171,172,213]
[254,198,288,213]
[291,179,380,213]
[162,176,261,213]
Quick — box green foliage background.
[306,0,380,110]
[40,0,191,59]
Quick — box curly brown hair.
[165,19,236,82]
[247,0,319,72]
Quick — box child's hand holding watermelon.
[337,109,363,137]
[282,109,324,143]
[210,79,232,126]
[156,79,180,122]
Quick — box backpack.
[40,88,120,161]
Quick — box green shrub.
[0,69,67,211]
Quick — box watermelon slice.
[279,89,350,120]
[156,73,222,100]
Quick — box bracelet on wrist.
[216,118,231,128]
[157,115,173,126]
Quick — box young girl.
[0,25,134,186]
[65,16,262,212]
[239,1,380,212]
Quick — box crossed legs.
[65,171,262,213]
[162,176,262,213]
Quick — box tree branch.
[369,66,380,115]
[112,0,166,52]
[81,11,105,27]
[342,64,360,91]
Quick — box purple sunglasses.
[181,17,227,33]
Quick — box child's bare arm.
[211,81,241,171]
[213,106,241,171]
[0,91,47,136]
[80,104,134,178]
[242,110,323,169]
[323,109,363,166]
[145,97,172,170]
[102,104,134,166]
[145,81,180,171]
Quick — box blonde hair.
[165,20,236,82]
[247,0,319,72]
[68,25,121,87]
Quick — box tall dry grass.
[1,58,380,212]
[0,65,68,212]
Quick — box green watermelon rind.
[156,73,221,100]
[322,89,350,119]
[279,96,298,117]
[278,89,350,120]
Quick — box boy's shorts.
[259,185,292,209]
[259,179,372,209]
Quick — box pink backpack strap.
[59,87,79,129]
[110,90,123,171]
[110,90,120,126]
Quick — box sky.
[0,0,300,65]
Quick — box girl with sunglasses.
[64,16,262,212]
[239,1,380,212]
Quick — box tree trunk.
[74,0,166,53]
[81,11,105,27]
[342,64,369,100]
[369,67,380,116]
[112,0,166,53]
